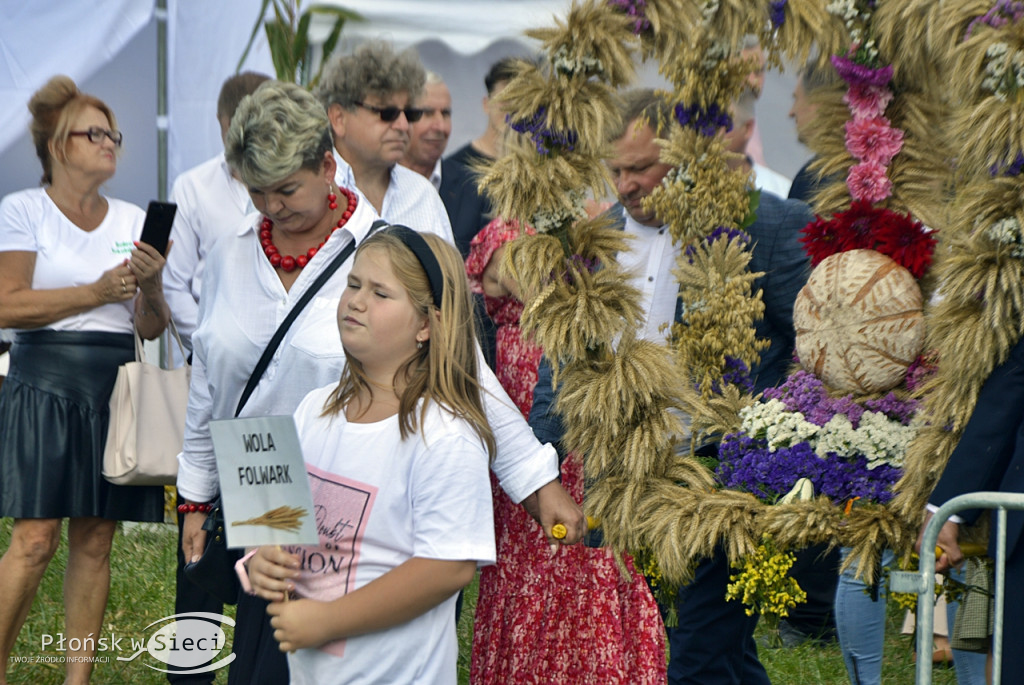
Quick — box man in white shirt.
[315,42,452,239]
[723,88,793,198]
[164,71,270,356]
[530,89,812,685]
[400,71,452,190]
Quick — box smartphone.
[139,201,177,256]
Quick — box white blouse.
[177,195,557,504]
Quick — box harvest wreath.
[475,0,1024,607]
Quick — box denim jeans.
[836,548,988,685]
[835,547,893,685]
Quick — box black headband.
[384,225,444,308]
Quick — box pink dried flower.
[845,116,904,166]
[844,82,894,118]
[847,161,893,203]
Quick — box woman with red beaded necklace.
[175,81,377,684]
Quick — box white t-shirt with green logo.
[0,187,143,333]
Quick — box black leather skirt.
[0,330,164,521]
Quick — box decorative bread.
[794,249,924,394]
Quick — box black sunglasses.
[352,101,424,123]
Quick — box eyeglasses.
[352,101,424,123]
[69,127,123,147]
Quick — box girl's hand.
[128,240,170,299]
[267,598,332,652]
[248,546,300,602]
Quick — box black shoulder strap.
[234,220,387,417]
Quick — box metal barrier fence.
[889,491,1024,684]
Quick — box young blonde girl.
[243,227,496,684]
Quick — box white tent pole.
[156,0,169,201]
[156,0,170,366]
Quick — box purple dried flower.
[707,225,751,246]
[905,355,938,391]
[831,56,894,88]
[864,392,919,425]
[608,0,651,33]
[717,435,823,502]
[990,151,1024,177]
[684,226,752,261]
[507,107,577,155]
[675,102,733,137]
[552,254,600,285]
[965,0,1024,40]
[717,433,902,505]
[764,369,828,417]
[709,356,755,395]
[769,0,787,27]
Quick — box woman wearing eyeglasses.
[0,75,168,684]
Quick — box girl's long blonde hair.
[323,229,496,460]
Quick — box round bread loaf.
[794,249,924,394]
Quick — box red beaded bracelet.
[177,502,214,514]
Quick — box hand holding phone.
[139,201,177,256]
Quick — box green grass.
[2,519,961,684]
[2,520,234,685]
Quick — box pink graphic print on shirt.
[287,461,377,657]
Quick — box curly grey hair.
[315,41,426,109]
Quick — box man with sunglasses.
[316,41,451,238]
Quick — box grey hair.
[731,88,757,127]
[799,55,844,94]
[225,81,334,189]
[315,41,426,109]
[425,71,445,87]
[608,88,674,142]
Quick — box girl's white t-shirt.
[286,385,496,685]
[0,187,142,333]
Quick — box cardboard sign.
[209,415,319,549]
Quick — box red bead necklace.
[259,186,358,272]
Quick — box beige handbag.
[102,319,190,486]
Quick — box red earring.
[328,185,338,210]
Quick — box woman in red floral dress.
[465,218,665,684]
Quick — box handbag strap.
[234,220,387,417]
[133,315,188,368]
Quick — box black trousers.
[667,547,771,685]
[227,593,289,684]
[168,500,225,685]
[784,543,839,640]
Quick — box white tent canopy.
[0,1,804,208]
[325,1,568,54]
[0,1,154,157]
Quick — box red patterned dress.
[465,219,666,685]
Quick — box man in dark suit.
[529,89,813,684]
[922,333,1024,683]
